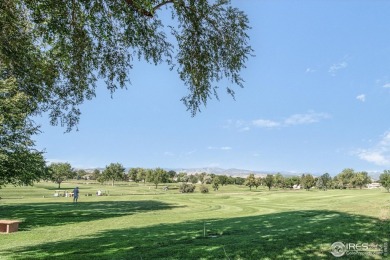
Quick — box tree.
[274,173,285,189]
[2,0,252,130]
[188,174,199,184]
[48,163,75,188]
[245,174,256,190]
[75,169,87,180]
[0,77,48,187]
[102,163,126,186]
[151,168,168,188]
[234,177,245,185]
[179,183,195,193]
[176,172,188,183]
[320,173,332,190]
[128,168,139,182]
[337,168,355,189]
[254,177,262,189]
[301,174,315,191]
[264,174,274,191]
[91,169,101,181]
[352,171,371,189]
[1,0,252,187]
[379,170,390,192]
[316,177,325,190]
[212,177,220,191]
[136,168,147,183]
[167,170,177,182]
[218,175,229,186]
[284,176,300,189]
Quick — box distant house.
[293,184,301,190]
[367,182,381,189]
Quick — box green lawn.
[0,182,389,259]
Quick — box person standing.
[73,187,79,203]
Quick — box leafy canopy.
[0,0,251,186]
[2,0,252,131]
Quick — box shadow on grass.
[3,210,389,259]
[0,200,182,230]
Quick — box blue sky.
[34,0,390,175]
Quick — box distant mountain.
[168,167,282,178]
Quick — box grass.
[0,182,389,259]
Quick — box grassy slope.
[0,182,389,259]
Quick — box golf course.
[0,182,388,259]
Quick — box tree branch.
[125,0,175,17]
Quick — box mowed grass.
[0,182,389,259]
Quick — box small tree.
[316,177,325,190]
[245,174,256,190]
[48,162,75,188]
[151,168,168,189]
[179,183,196,193]
[352,171,371,189]
[90,169,101,181]
[102,163,125,186]
[128,168,138,182]
[136,168,147,184]
[212,178,220,191]
[274,173,285,189]
[321,173,332,190]
[301,174,315,190]
[264,174,274,191]
[379,170,390,192]
[199,185,209,193]
[188,174,199,184]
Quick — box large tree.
[0,77,48,187]
[2,0,252,129]
[1,0,251,186]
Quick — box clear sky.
[34,0,390,175]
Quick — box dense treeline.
[45,163,390,192]
[244,169,380,191]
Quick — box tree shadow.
[3,210,389,259]
[0,200,182,230]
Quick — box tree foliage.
[102,163,126,186]
[264,174,274,191]
[245,173,256,190]
[179,183,195,193]
[301,174,315,191]
[1,0,251,186]
[48,162,75,188]
[0,76,48,187]
[379,170,390,192]
[1,0,252,131]
[151,167,168,188]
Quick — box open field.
[0,182,389,259]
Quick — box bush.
[179,183,196,193]
[199,185,209,193]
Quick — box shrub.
[179,183,196,193]
[199,185,209,193]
